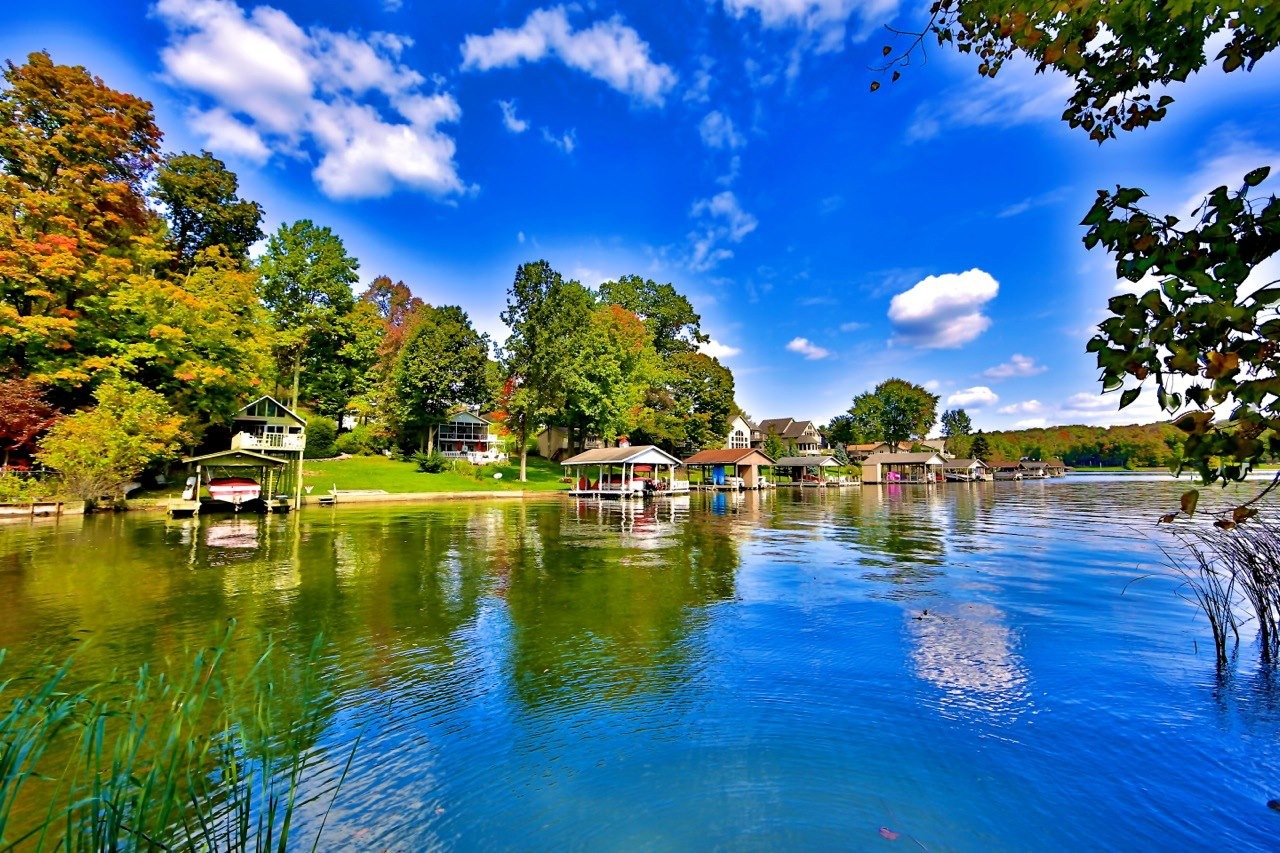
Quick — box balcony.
[231,431,305,452]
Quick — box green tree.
[763,429,786,461]
[824,413,862,447]
[940,408,972,439]
[0,52,162,388]
[499,260,593,481]
[565,304,659,444]
[878,1,1280,492]
[391,304,491,453]
[970,431,991,461]
[37,378,185,503]
[848,378,939,450]
[258,220,360,411]
[94,253,271,445]
[598,274,708,354]
[152,151,264,273]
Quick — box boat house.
[683,448,775,489]
[944,458,990,482]
[861,452,945,484]
[562,445,688,498]
[1020,459,1066,478]
[772,455,844,485]
[988,459,1024,480]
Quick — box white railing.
[231,431,305,452]
[441,449,507,465]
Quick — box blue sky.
[6,0,1280,431]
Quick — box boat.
[207,477,261,505]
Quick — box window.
[730,430,748,449]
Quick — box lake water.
[3,478,1279,849]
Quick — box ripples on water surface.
[3,478,1280,849]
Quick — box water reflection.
[907,603,1031,728]
[505,498,739,710]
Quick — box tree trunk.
[518,424,528,482]
[427,425,435,455]
[290,352,301,412]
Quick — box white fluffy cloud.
[984,354,1047,379]
[888,268,999,349]
[786,337,831,360]
[699,110,745,149]
[460,7,676,106]
[700,338,742,359]
[154,0,464,200]
[946,386,999,407]
[542,127,576,153]
[687,191,758,271]
[997,400,1043,415]
[1013,417,1047,429]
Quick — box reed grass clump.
[0,623,353,851]
[1162,517,1280,669]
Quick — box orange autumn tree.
[0,51,163,391]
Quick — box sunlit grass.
[303,454,568,493]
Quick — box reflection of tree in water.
[908,602,1031,726]
[504,500,740,710]
[827,486,948,596]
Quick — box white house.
[723,414,753,450]
[439,412,505,464]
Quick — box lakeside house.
[684,447,775,489]
[439,411,505,464]
[180,396,306,513]
[861,452,946,484]
[562,445,688,498]
[753,418,824,454]
[230,395,306,453]
[724,414,754,450]
[847,438,951,460]
[536,426,604,461]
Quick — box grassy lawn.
[302,454,569,494]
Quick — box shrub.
[413,450,447,473]
[450,459,483,480]
[334,424,383,456]
[304,415,338,459]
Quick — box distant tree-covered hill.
[947,422,1184,469]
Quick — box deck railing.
[231,432,305,451]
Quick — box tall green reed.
[0,622,357,851]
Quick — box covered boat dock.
[562,445,688,498]
[173,449,295,516]
[772,455,848,486]
[683,448,775,490]
[861,452,945,484]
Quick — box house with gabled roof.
[753,417,824,454]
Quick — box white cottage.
[438,412,505,464]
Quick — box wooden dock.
[0,501,64,519]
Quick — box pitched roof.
[757,417,820,440]
[862,452,946,465]
[773,455,839,467]
[684,448,775,465]
[235,395,305,425]
[986,458,1022,469]
[756,417,794,435]
[560,445,683,466]
[182,449,289,467]
[944,458,988,469]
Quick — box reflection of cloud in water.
[909,602,1031,726]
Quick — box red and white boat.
[207,477,262,505]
